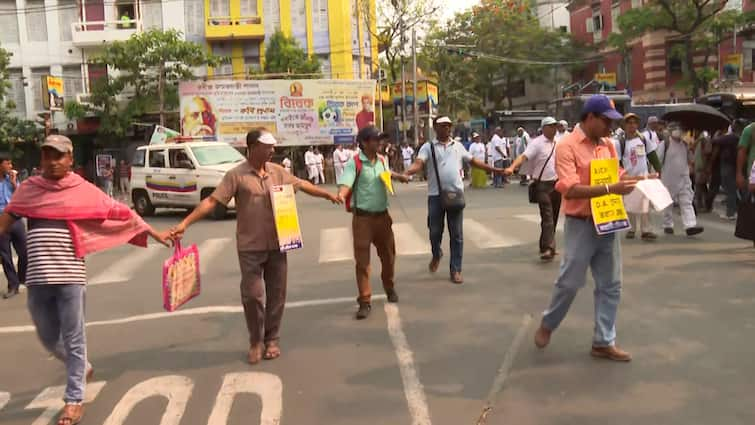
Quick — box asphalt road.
[0,182,753,425]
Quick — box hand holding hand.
[169,223,187,240]
[503,167,514,176]
[393,173,410,183]
[328,193,343,205]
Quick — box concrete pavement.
[0,183,753,425]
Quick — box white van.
[130,142,244,219]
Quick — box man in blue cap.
[534,95,640,362]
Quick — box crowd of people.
[1,94,754,425]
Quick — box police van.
[130,141,244,219]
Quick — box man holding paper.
[170,129,340,364]
[534,95,639,362]
[336,125,409,320]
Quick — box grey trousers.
[238,250,288,347]
[27,285,87,403]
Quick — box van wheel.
[201,189,227,220]
[133,190,155,216]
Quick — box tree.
[256,30,321,77]
[361,0,439,82]
[67,29,220,137]
[612,0,739,96]
[0,44,43,155]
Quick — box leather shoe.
[590,345,632,362]
[428,256,441,273]
[534,324,552,348]
[356,302,371,320]
[3,288,19,299]
[685,226,704,236]
[450,272,463,284]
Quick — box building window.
[57,0,77,41]
[211,43,233,77]
[116,2,136,23]
[209,0,230,17]
[184,0,205,39]
[9,69,25,113]
[240,0,258,16]
[611,3,620,33]
[243,42,261,72]
[263,0,281,32]
[63,65,83,103]
[668,43,684,76]
[26,0,48,42]
[30,68,49,111]
[0,1,18,44]
[142,1,163,30]
[586,17,593,33]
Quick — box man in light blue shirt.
[0,155,27,299]
[404,116,505,284]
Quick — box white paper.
[624,179,673,212]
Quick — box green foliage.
[420,0,583,114]
[64,101,88,121]
[87,29,221,137]
[0,44,43,154]
[256,30,321,77]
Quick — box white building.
[536,0,570,32]
[0,0,188,127]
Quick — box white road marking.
[0,295,387,335]
[0,391,9,411]
[319,227,353,263]
[89,245,163,286]
[464,219,523,249]
[476,314,532,425]
[393,222,431,256]
[25,381,106,425]
[198,237,232,274]
[207,372,283,425]
[102,376,193,425]
[384,303,432,425]
[514,214,564,231]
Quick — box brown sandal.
[57,403,84,425]
[264,342,281,360]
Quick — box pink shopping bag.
[162,239,201,312]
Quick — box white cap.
[471,131,480,138]
[559,120,568,126]
[454,136,462,142]
[435,116,453,125]
[541,117,558,127]
[259,132,277,145]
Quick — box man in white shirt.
[643,116,663,172]
[281,156,292,174]
[505,117,561,260]
[333,144,350,182]
[660,123,704,236]
[401,143,414,172]
[555,120,569,142]
[490,127,508,188]
[314,147,325,184]
[616,113,664,241]
[468,132,487,188]
[304,146,318,184]
[513,127,530,185]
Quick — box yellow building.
[204,0,378,80]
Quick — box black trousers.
[535,181,562,253]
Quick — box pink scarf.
[5,173,149,258]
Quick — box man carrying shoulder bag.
[506,117,561,261]
[403,116,507,284]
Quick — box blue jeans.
[493,160,505,186]
[27,285,87,403]
[541,217,622,347]
[427,196,464,273]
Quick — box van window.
[149,150,166,168]
[168,148,194,169]
[132,150,146,167]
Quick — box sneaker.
[685,226,704,236]
[664,227,674,235]
[356,302,371,320]
[590,345,632,362]
[385,288,399,303]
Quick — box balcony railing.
[71,20,141,47]
[207,16,261,26]
[205,16,264,39]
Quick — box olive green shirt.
[338,152,389,212]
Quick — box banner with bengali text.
[179,79,377,146]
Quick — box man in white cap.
[505,117,561,260]
[403,116,507,284]
[401,142,414,172]
[556,120,569,142]
[490,127,508,187]
[171,128,341,364]
[643,116,663,164]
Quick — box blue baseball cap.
[582,94,623,120]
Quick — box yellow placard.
[380,171,394,195]
[589,159,630,235]
[269,184,304,252]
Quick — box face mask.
[671,129,682,139]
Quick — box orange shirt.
[554,125,619,217]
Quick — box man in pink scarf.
[0,135,170,425]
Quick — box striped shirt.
[26,219,86,285]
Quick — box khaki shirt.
[212,161,302,251]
